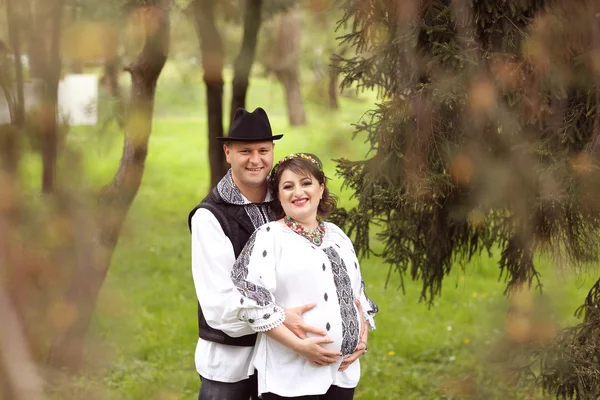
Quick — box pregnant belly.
[302,304,360,357]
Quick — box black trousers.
[261,385,355,400]
[198,373,258,400]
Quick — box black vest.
[188,187,258,347]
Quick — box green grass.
[47,64,597,400]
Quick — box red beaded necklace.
[284,216,326,246]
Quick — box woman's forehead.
[280,167,313,180]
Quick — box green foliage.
[335,1,600,397]
[334,0,600,303]
[527,278,600,399]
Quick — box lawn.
[50,64,598,399]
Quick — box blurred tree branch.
[46,0,170,369]
[189,0,228,188]
[230,0,263,122]
[336,0,600,302]
[271,5,306,125]
[0,280,45,400]
[335,0,600,396]
[6,0,25,127]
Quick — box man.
[188,107,329,400]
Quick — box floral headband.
[273,153,322,171]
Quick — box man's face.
[224,141,275,190]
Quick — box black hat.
[218,107,283,142]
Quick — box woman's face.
[278,168,324,224]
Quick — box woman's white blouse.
[230,221,378,397]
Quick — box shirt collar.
[217,169,273,205]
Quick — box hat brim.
[217,134,284,142]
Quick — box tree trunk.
[275,68,305,125]
[0,10,19,173]
[328,55,340,109]
[102,58,121,98]
[190,0,227,189]
[40,0,64,194]
[328,45,349,110]
[206,79,226,188]
[0,125,43,398]
[230,0,263,122]
[328,48,348,110]
[0,282,44,400]
[101,57,125,128]
[0,43,16,126]
[24,0,46,81]
[272,7,306,126]
[6,0,24,126]
[46,2,170,369]
[0,126,18,175]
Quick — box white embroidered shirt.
[230,221,378,397]
[191,170,274,383]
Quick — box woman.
[230,153,378,399]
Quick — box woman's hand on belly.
[283,303,328,339]
[295,336,342,366]
[302,306,347,356]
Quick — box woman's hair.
[269,153,337,219]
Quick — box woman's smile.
[278,169,324,225]
[291,197,308,206]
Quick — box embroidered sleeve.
[328,222,379,330]
[231,225,286,332]
[359,276,379,330]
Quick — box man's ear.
[223,143,231,163]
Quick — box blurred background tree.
[260,4,307,125]
[63,0,131,128]
[0,1,169,398]
[301,0,349,109]
[185,0,308,187]
[334,0,600,397]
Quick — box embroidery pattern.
[246,203,272,229]
[217,170,246,205]
[323,247,359,357]
[361,279,379,316]
[231,232,273,307]
[217,170,274,229]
